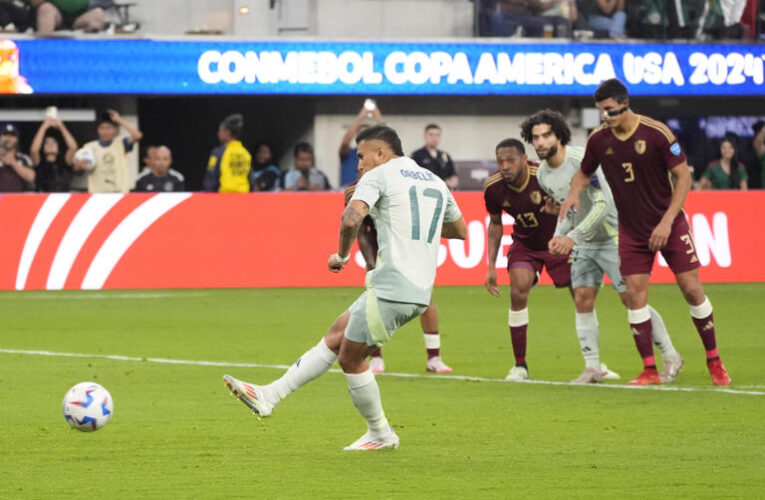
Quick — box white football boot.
[369,357,385,374]
[426,356,453,373]
[600,363,621,380]
[344,428,400,451]
[660,352,684,383]
[223,374,274,417]
[505,365,529,382]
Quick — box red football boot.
[707,359,731,386]
[627,368,661,386]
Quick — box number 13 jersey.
[483,163,558,252]
[351,156,462,306]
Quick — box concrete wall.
[129,0,473,38]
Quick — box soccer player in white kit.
[223,125,467,450]
[520,110,684,384]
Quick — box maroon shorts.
[507,241,571,288]
[619,215,701,276]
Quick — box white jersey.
[351,156,461,305]
[537,146,618,248]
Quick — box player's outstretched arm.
[650,162,691,251]
[441,216,467,240]
[559,169,591,221]
[484,214,503,297]
[329,200,369,272]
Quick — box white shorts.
[344,290,427,347]
[571,244,626,293]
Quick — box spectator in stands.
[134,145,185,192]
[539,0,578,37]
[490,0,546,37]
[700,0,750,39]
[282,142,331,191]
[30,116,77,192]
[75,109,142,193]
[0,1,34,32]
[339,100,384,186]
[698,136,748,190]
[141,145,157,172]
[411,124,459,190]
[0,123,35,192]
[752,121,765,188]
[579,0,626,39]
[203,114,252,193]
[31,0,110,34]
[250,141,281,192]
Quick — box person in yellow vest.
[203,114,252,193]
[75,110,142,193]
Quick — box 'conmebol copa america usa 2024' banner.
[7,39,765,95]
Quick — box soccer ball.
[73,147,95,169]
[62,382,114,432]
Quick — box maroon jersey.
[483,164,558,251]
[580,115,687,242]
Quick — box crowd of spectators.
[1,106,764,194]
[1,0,762,40]
[0,0,116,34]
[480,0,763,40]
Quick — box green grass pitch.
[1,284,763,499]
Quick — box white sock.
[266,338,337,403]
[575,310,600,369]
[648,305,677,359]
[345,369,390,434]
[423,332,440,351]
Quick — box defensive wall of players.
[1,191,761,291]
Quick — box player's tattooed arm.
[338,200,370,258]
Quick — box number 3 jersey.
[483,163,558,252]
[580,115,687,242]
[351,156,462,306]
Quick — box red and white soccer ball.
[62,382,114,432]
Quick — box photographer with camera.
[281,142,331,191]
[0,124,35,192]
[339,99,385,186]
[30,113,78,192]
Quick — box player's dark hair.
[356,125,405,156]
[520,109,571,146]
[293,142,313,158]
[753,120,765,135]
[221,113,244,138]
[720,134,741,189]
[495,138,525,155]
[594,78,629,104]
[425,123,441,132]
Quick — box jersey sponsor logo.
[670,142,682,156]
[529,190,542,205]
[634,140,646,155]
[502,200,511,208]
[605,147,614,155]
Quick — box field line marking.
[1,348,762,397]
[0,292,211,300]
